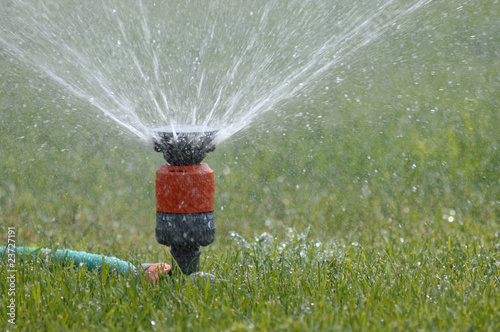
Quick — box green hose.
[0,246,137,276]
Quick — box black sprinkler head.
[152,125,218,166]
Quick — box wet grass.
[1,229,499,331]
[1,0,500,330]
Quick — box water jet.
[152,125,218,277]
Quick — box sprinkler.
[152,125,218,278]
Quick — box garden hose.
[0,246,171,282]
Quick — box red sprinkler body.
[152,125,218,277]
[156,164,215,215]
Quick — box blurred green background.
[0,0,498,262]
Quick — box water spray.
[152,125,218,280]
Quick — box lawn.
[1,0,499,331]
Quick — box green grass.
[1,229,499,331]
[1,0,500,331]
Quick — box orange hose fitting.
[156,163,215,214]
[145,263,172,284]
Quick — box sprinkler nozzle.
[152,125,218,166]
